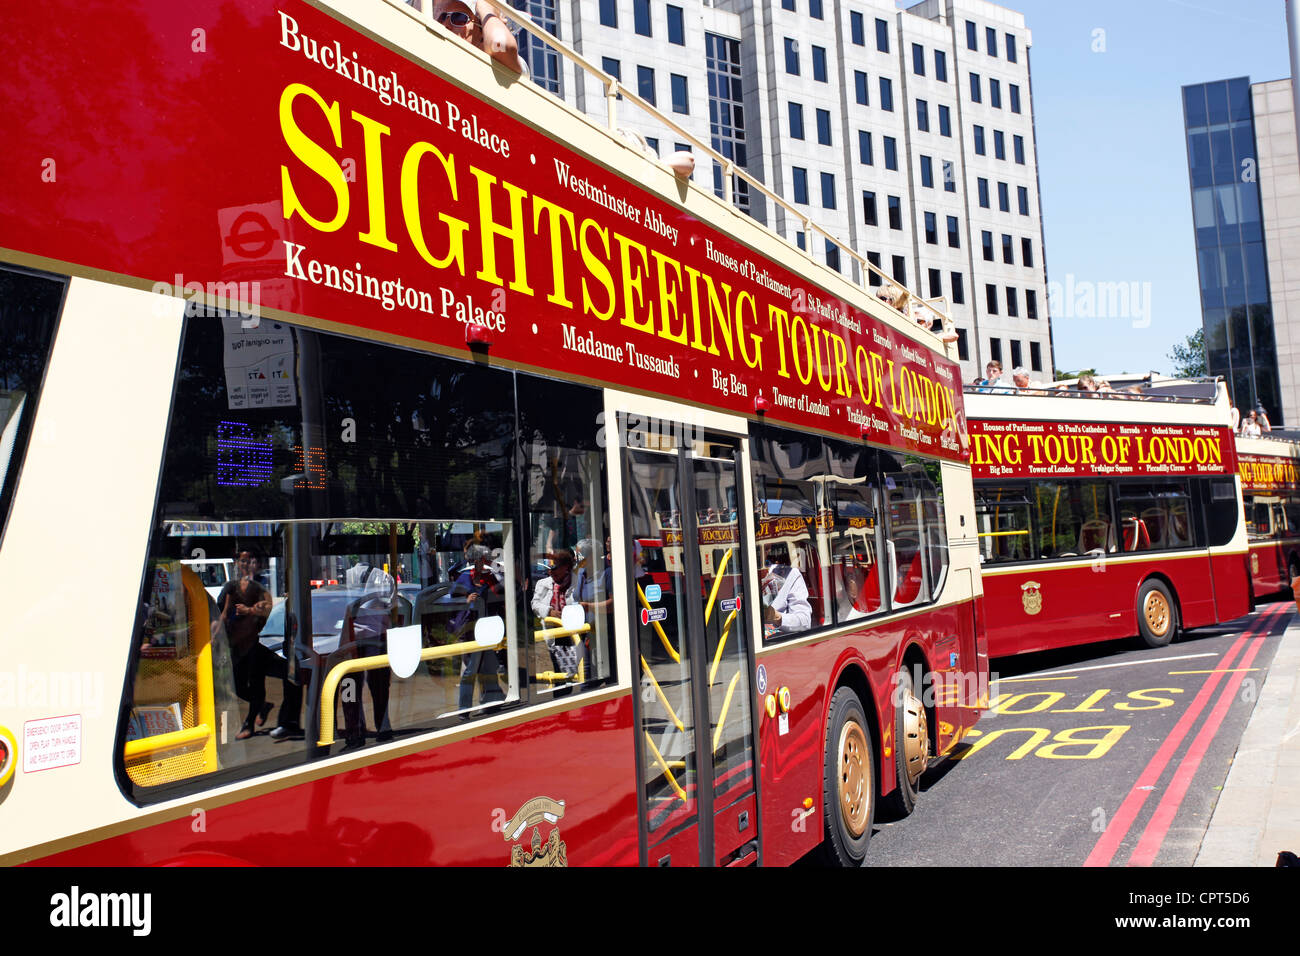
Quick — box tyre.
[819,687,874,867]
[883,665,930,817]
[1289,556,1299,591]
[1137,579,1177,648]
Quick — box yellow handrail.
[640,655,686,733]
[123,723,213,759]
[707,609,739,687]
[703,547,733,625]
[644,731,687,802]
[712,672,742,755]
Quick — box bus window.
[1034,479,1114,556]
[0,266,64,546]
[752,427,826,637]
[880,452,945,608]
[1117,480,1193,552]
[976,484,1033,564]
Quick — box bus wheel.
[819,687,874,866]
[884,666,929,817]
[1137,579,1177,648]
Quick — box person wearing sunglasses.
[434,0,523,75]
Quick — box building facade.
[1183,76,1299,426]
[502,0,1054,382]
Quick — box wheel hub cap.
[901,690,929,783]
[1144,592,1170,636]
[838,722,870,838]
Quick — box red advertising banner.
[969,420,1235,479]
[1239,454,1300,491]
[0,0,965,462]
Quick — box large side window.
[0,265,64,543]
[880,452,947,608]
[1117,480,1193,552]
[120,318,613,803]
[825,439,888,622]
[1200,476,1240,547]
[1034,479,1114,556]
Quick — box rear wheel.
[884,666,929,817]
[1137,579,1177,648]
[819,687,874,866]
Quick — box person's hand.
[763,604,780,625]
[479,7,522,73]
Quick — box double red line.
[1084,602,1290,867]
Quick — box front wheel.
[1137,579,1177,648]
[819,687,874,866]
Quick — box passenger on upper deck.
[1241,408,1263,438]
[1255,402,1273,432]
[1011,366,1048,391]
[433,0,524,74]
[976,360,1011,392]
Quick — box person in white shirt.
[1010,367,1047,391]
[761,551,812,632]
[1241,409,1263,438]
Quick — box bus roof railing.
[962,379,1221,405]
[390,0,955,341]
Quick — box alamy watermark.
[1047,274,1151,328]
[151,274,261,326]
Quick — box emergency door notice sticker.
[23,715,82,773]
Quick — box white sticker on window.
[387,624,423,679]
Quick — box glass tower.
[1182,77,1282,422]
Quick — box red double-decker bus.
[0,0,985,866]
[1238,434,1300,597]
[966,381,1250,657]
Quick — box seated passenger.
[761,550,812,634]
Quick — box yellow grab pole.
[708,609,738,686]
[637,583,679,662]
[703,547,733,625]
[712,671,742,754]
[640,655,686,732]
[644,731,687,801]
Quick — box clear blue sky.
[998,0,1292,376]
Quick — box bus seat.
[1080,519,1112,553]
[1141,507,1165,548]
[1123,518,1150,552]
[894,552,924,605]
[859,562,883,613]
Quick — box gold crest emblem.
[505,796,568,867]
[1021,580,1043,616]
[1251,552,1260,575]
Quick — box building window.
[784,37,799,75]
[858,129,873,164]
[850,11,864,46]
[942,160,956,192]
[990,78,1002,109]
[989,337,1003,362]
[994,129,1005,160]
[917,99,930,131]
[986,285,999,315]
[888,195,902,230]
[821,171,836,209]
[966,20,977,50]
[1006,34,1018,63]
[782,0,795,9]
[956,328,970,360]
[670,73,689,113]
[1026,289,1038,320]
[1018,185,1029,215]
[892,255,907,285]
[789,102,805,139]
[810,0,824,17]
[600,0,617,27]
[1022,238,1033,267]
[974,125,985,155]
[947,216,960,248]
[667,5,684,45]
[913,43,926,76]
[986,26,997,57]
[792,166,808,204]
[951,272,965,304]
[1014,134,1025,164]
[1030,340,1042,371]
[645,136,660,155]
[855,71,869,105]
[1010,84,1022,113]
[982,230,993,261]
[813,45,828,82]
[970,73,981,103]
[1002,233,1013,264]
[867,250,882,286]
[816,108,832,145]
[923,269,939,298]
[884,136,898,170]
[935,50,947,82]
[978,178,989,208]
[939,104,951,136]
[1007,289,1020,319]
[795,231,806,250]
[512,0,562,95]
[1010,340,1023,370]
[925,211,938,244]
[863,190,878,225]
[876,17,889,53]
[880,76,894,111]
[920,154,934,187]
[638,65,656,105]
[998,181,1009,212]
[825,238,840,272]
[706,34,748,213]
[634,0,652,36]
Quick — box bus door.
[621,415,759,866]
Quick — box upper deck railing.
[390,0,956,344]
[962,377,1223,406]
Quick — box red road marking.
[1128,608,1287,866]
[1083,603,1287,867]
